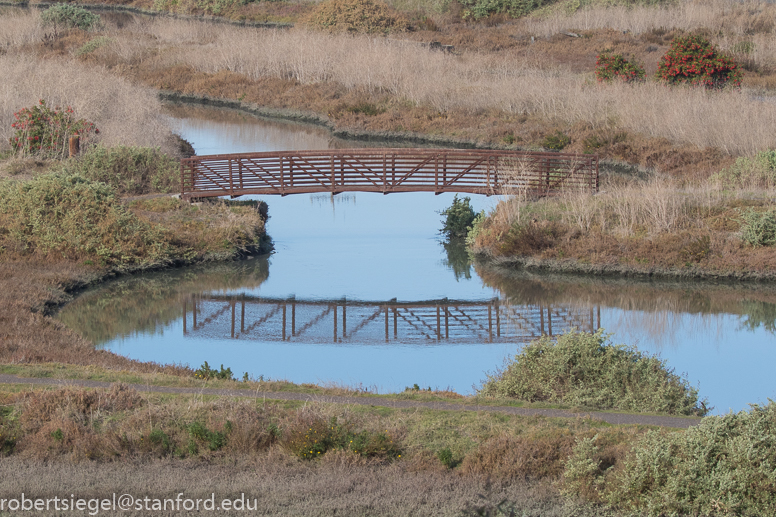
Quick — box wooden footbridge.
[182,295,601,344]
[180,148,598,200]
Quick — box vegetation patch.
[439,195,477,239]
[40,4,102,34]
[59,145,180,195]
[480,329,708,416]
[656,33,742,89]
[304,0,409,34]
[0,173,172,266]
[595,51,645,83]
[564,401,776,516]
[282,414,401,460]
[9,100,98,160]
[738,208,776,248]
[712,149,776,190]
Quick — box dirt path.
[0,374,702,429]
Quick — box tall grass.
[0,53,175,155]
[113,18,776,155]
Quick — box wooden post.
[192,299,197,329]
[436,305,441,340]
[495,299,500,337]
[282,304,287,341]
[229,158,234,197]
[333,304,337,342]
[231,300,236,338]
[547,306,552,337]
[444,306,449,339]
[68,136,79,157]
[539,303,544,336]
[385,306,389,342]
[393,308,398,337]
[292,301,296,336]
[342,302,347,338]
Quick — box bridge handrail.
[181,148,598,199]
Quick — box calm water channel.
[59,104,776,414]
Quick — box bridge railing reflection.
[182,295,600,344]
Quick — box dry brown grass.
[0,51,176,156]
[1,11,771,167]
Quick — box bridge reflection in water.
[183,295,600,344]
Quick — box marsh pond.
[59,104,776,414]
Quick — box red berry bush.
[656,34,742,89]
[10,99,99,159]
[595,52,645,83]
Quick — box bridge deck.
[181,148,598,199]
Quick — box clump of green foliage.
[439,195,477,239]
[75,36,112,57]
[542,130,571,150]
[59,145,180,195]
[0,173,172,266]
[595,51,645,83]
[194,361,235,381]
[188,421,229,451]
[304,0,409,34]
[712,149,776,190]
[480,329,708,416]
[282,415,401,460]
[458,0,553,20]
[40,4,101,33]
[738,208,776,248]
[564,401,776,516]
[656,33,742,89]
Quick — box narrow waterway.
[59,104,776,414]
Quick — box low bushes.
[0,173,172,266]
[712,149,776,190]
[40,4,101,34]
[9,100,98,160]
[479,329,708,416]
[595,51,645,83]
[282,414,401,460]
[564,401,776,516]
[59,145,180,195]
[304,0,409,34]
[656,33,742,89]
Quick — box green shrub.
[188,421,228,451]
[40,4,101,33]
[59,145,180,195]
[479,329,708,416]
[542,131,570,150]
[739,208,776,248]
[9,100,98,159]
[458,0,553,20]
[76,36,112,57]
[656,34,742,89]
[439,195,477,239]
[282,416,401,460]
[0,173,172,265]
[194,361,234,381]
[602,402,776,515]
[711,149,776,190]
[595,51,645,83]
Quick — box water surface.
[59,104,776,413]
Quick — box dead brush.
[18,384,143,434]
[459,428,578,481]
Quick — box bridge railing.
[180,148,598,199]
